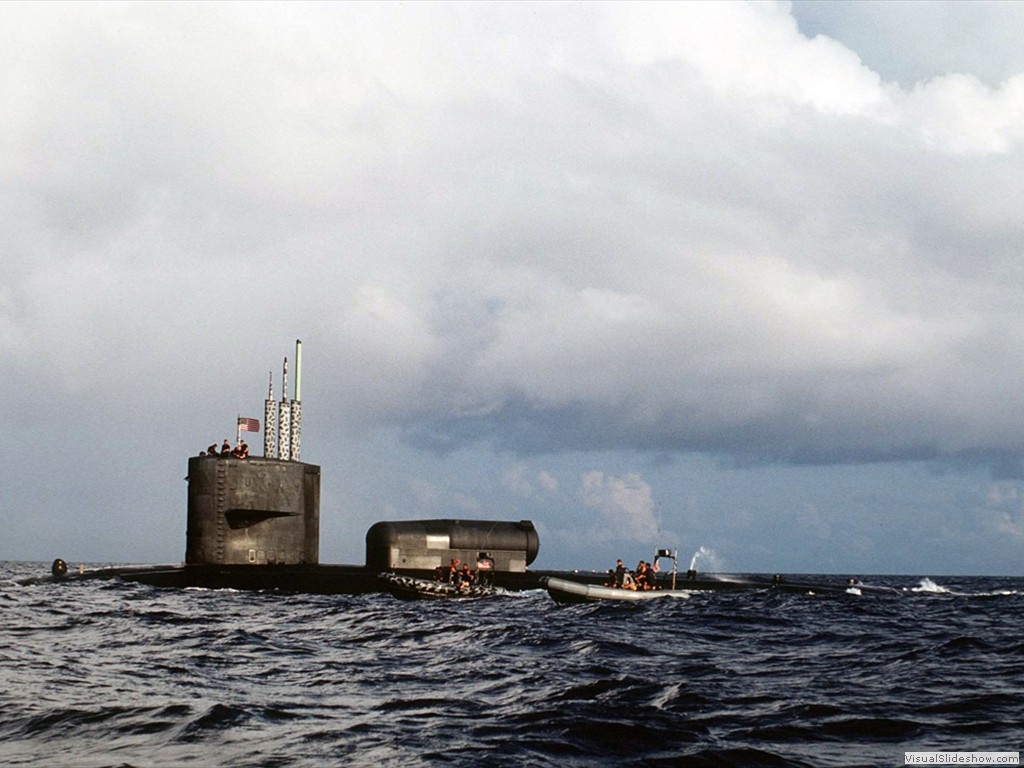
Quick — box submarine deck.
[26,563,862,595]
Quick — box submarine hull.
[38,563,852,596]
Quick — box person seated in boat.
[644,561,660,590]
[635,561,653,590]
[232,440,249,459]
[457,563,475,588]
[634,561,647,590]
[603,569,617,587]
[646,561,660,589]
[220,439,232,456]
[447,559,460,584]
[645,561,657,589]
[450,564,474,590]
[207,443,219,456]
[613,559,628,588]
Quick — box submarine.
[36,341,862,597]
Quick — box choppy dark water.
[2,563,1023,767]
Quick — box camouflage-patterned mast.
[290,339,302,461]
[278,357,292,461]
[264,371,277,458]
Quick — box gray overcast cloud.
[4,1,1024,574]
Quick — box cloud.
[4,2,1024,573]
[366,4,1024,470]
[537,471,559,495]
[982,482,1024,541]
[904,73,1024,155]
[502,463,534,498]
[579,471,660,542]
[502,463,561,501]
[5,1,1024,473]
[792,0,1024,89]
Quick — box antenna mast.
[291,339,302,461]
[278,357,291,461]
[264,371,277,458]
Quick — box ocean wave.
[2,565,1023,766]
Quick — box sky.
[4,1,1024,576]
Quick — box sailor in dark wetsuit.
[634,561,648,590]
[614,559,627,588]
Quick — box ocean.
[2,563,1022,767]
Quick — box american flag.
[237,417,260,432]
